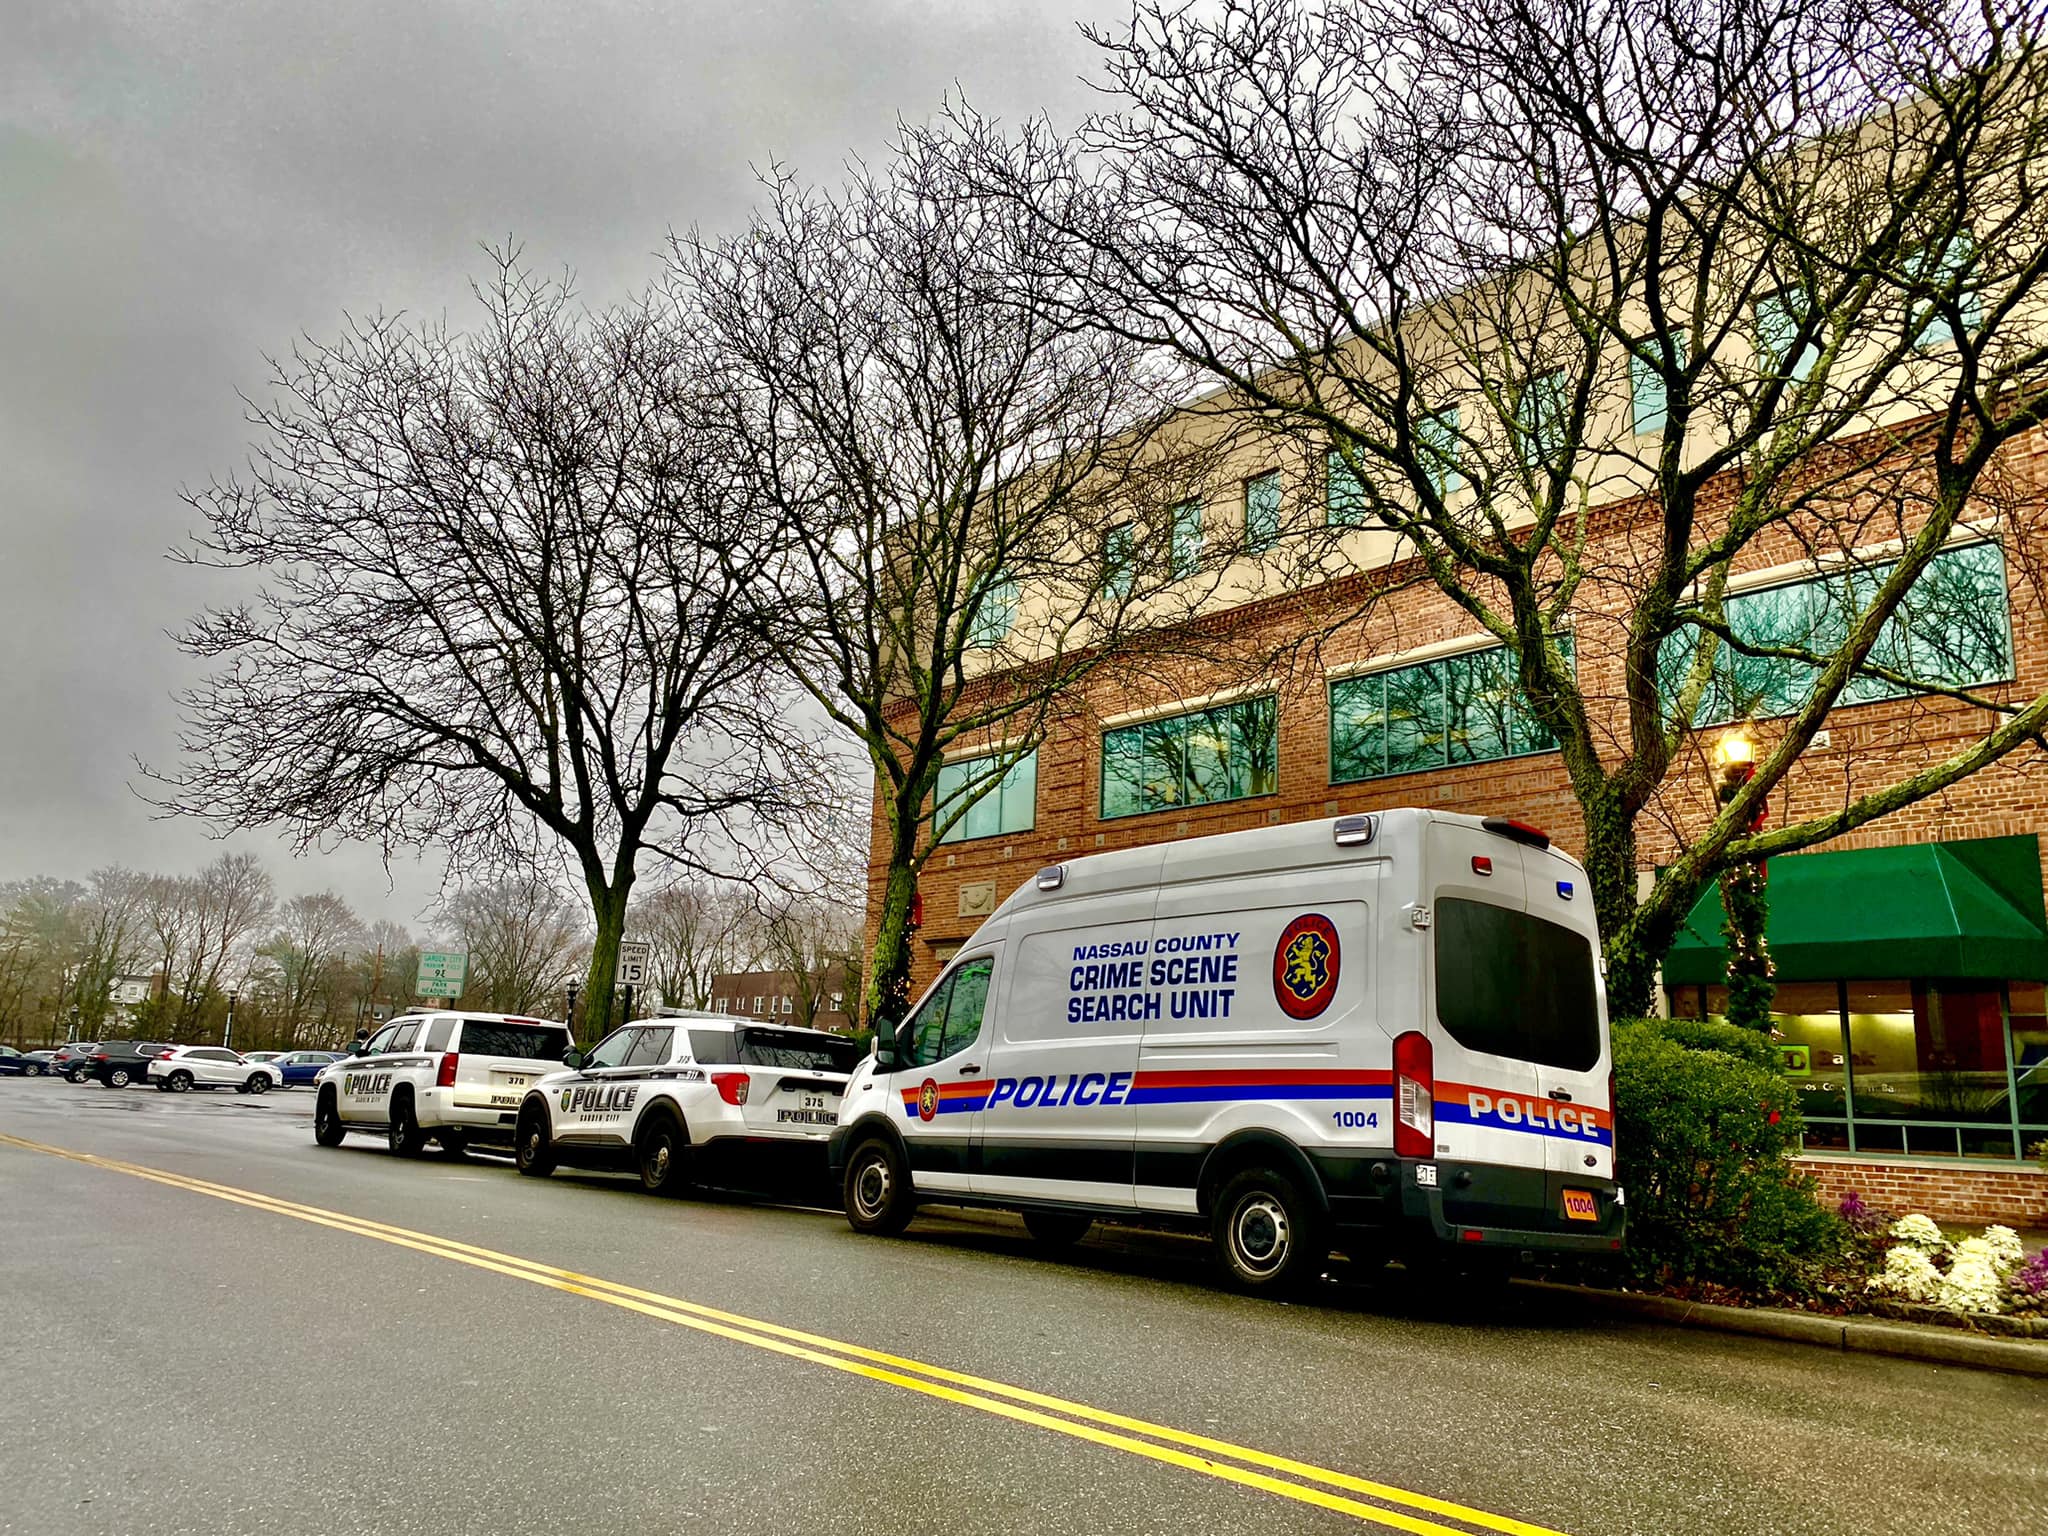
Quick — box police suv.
[829,809,1626,1292]
[312,1011,571,1156]
[513,1016,863,1195]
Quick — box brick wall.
[1797,1155,2048,1227]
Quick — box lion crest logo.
[917,1078,941,1122]
[1272,914,1341,1019]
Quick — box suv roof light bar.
[1481,816,1551,850]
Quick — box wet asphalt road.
[1,1076,2042,1536]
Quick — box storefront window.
[1663,976,2036,1161]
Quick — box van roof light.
[1332,814,1376,847]
[1481,816,1550,850]
[1035,866,1066,891]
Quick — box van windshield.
[1434,898,1601,1071]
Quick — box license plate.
[496,1074,532,1088]
[1562,1188,1599,1222]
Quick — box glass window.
[1331,637,1568,782]
[1100,696,1278,819]
[713,998,728,1013]
[969,570,1016,648]
[1845,983,2008,1135]
[733,1027,861,1073]
[903,973,956,1069]
[1101,522,1134,598]
[1326,450,1366,527]
[624,1027,674,1068]
[1755,290,1819,382]
[935,750,1037,843]
[1765,982,1852,1151]
[388,1023,420,1053]
[1434,900,1601,1071]
[2011,983,2047,1136]
[941,958,995,1060]
[422,1018,454,1053]
[1515,369,1569,465]
[1661,542,2013,725]
[1629,331,1687,436]
[362,1025,399,1055]
[584,1028,639,1070]
[1909,233,1982,350]
[1244,471,1281,554]
[453,1021,570,1060]
[686,1027,736,1063]
[1169,498,1203,578]
[1418,408,1461,498]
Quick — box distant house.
[704,966,856,1034]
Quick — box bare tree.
[157,251,820,1031]
[256,892,364,1044]
[435,877,590,1017]
[674,118,1247,1021]
[634,880,769,1011]
[996,0,2048,1011]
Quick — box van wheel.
[1023,1210,1093,1249]
[636,1111,688,1195]
[314,1092,346,1147]
[387,1094,428,1156]
[843,1138,914,1236]
[1213,1166,1327,1295]
[515,1103,556,1177]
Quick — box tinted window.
[422,1018,454,1053]
[388,1023,421,1052]
[197,1049,237,1062]
[686,1028,735,1064]
[453,1021,570,1060]
[1434,899,1600,1071]
[625,1027,674,1068]
[734,1028,862,1074]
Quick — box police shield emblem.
[1272,913,1341,1020]
[917,1078,941,1122]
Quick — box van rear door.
[1523,854,1614,1193]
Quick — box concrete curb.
[1513,1279,2048,1377]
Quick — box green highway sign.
[416,951,469,999]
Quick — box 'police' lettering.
[1072,1073,1105,1106]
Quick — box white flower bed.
[1867,1215,2031,1316]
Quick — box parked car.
[271,1050,344,1087]
[26,1050,58,1073]
[514,1017,859,1195]
[242,1051,284,1064]
[87,1041,173,1089]
[0,1045,49,1076]
[148,1046,282,1094]
[51,1042,100,1081]
[313,1012,572,1156]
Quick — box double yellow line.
[0,1131,1566,1536]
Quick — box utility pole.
[223,988,240,1051]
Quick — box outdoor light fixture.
[1712,723,1759,804]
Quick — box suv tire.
[167,1071,194,1093]
[106,1066,133,1089]
[314,1091,346,1147]
[843,1137,915,1236]
[1212,1164,1327,1295]
[388,1093,428,1156]
[515,1102,556,1178]
[242,1074,270,1095]
[635,1110,689,1195]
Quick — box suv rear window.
[1434,898,1601,1071]
[731,1027,861,1074]
[452,1021,568,1060]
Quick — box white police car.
[312,1011,571,1156]
[513,1015,863,1195]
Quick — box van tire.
[635,1109,689,1195]
[1022,1210,1093,1249]
[843,1137,914,1236]
[515,1102,556,1178]
[314,1091,346,1147]
[387,1093,428,1156]
[1213,1166,1327,1295]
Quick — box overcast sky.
[0,0,1109,931]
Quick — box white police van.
[828,810,1624,1292]
[514,1015,863,1194]
[313,1011,571,1157]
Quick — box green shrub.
[1611,1018,1847,1297]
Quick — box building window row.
[1101,696,1279,820]
[1330,638,1570,784]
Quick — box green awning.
[1662,833,2048,985]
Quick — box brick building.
[704,967,857,1035]
[868,418,2048,1226]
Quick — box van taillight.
[1607,1068,1617,1158]
[436,1053,459,1088]
[713,1072,750,1106]
[1393,1031,1434,1159]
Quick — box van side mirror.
[873,1018,903,1071]
[562,1048,585,1071]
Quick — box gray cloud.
[0,0,1109,926]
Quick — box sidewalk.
[1515,1278,2048,1376]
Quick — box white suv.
[313,1011,571,1157]
[148,1046,283,1095]
[514,1016,862,1195]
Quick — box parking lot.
[4,1074,2045,1536]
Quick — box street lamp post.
[223,989,240,1052]
[1712,725,1775,1032]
